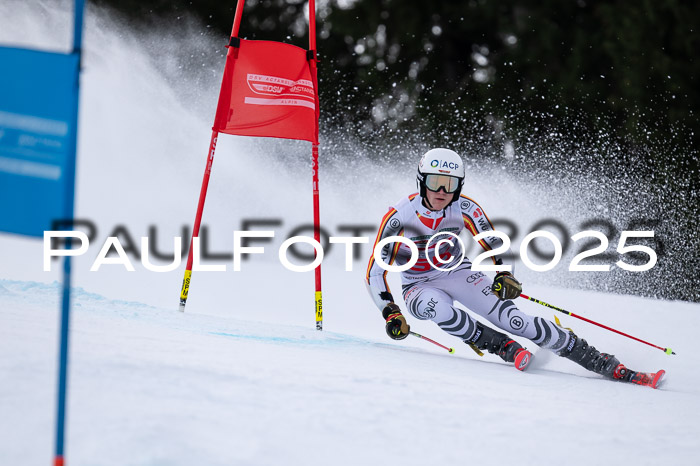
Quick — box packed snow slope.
[1,279,698,466]
[1,2,699,466]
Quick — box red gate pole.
[179,130,219,312]
[311,142,322,329]
[308,0,323,330]
[179,0,246,312]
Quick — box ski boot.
[559,332,665,388]
[468,324,532,371]
[558,332,621,378]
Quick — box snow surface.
[2,279,699,466]
[1,2,699,465]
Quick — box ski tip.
[652,370,666,389]
[514,349,532,372]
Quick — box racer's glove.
[491,271,522,300]
[382,303,410,340]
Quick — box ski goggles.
[424,174,461,193]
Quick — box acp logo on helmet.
[431,159,459,170]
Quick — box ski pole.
[410,331,455,353]
[520,293,675,355]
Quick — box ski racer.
[365,148,661,385]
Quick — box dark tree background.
[95,0,699,173]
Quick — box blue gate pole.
[54,1,84,465]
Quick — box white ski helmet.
[417,148,465,204]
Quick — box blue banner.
[0,47,80,237]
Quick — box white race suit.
[365,193,571,353]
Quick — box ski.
[622,369,666,389]
[513,348,532,371]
